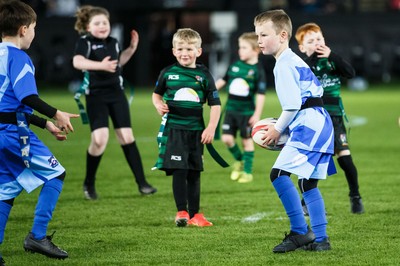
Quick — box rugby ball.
[251,118,289,151]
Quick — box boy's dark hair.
[0,0,37,38]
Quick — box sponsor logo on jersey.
[48,155,59,168]
[168,75,179,80]
[232,66,240,72]
[171,155,182,161]
[92,44,104,50]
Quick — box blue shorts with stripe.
[0,126,65,200]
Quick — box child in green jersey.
[152,28,221,227]
[295,22,364,214]
[215,32,267,183]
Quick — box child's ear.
[196,47,202,57]
[18,25,27,37]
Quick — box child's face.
[172,41,202,68]
[299,31,325,57]
[20,22,36,50]
[87,14,110,39]
[238,39,259,63]
[255,21,284,58]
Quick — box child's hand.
[261,125,281,146]
[201,127,215,144]
[316,44,331,58]
[130,30,139,49]
[53,111,80,134]
[248,115,259,128]
[46,121,67,141]
[154,102,169,116]
[101,56,118,72]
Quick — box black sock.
[337,155,360,197]
[172,169,188,211]
[187,170,200,218]
[84,151,102,187]
[122,142,148,187]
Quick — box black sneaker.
[273,227,315,253]
[0,256,5,266]
[83,185,98,200]
[302,237,331,251]
[350,196,364,214]
[23,232,68,259]
[139,185,157,195]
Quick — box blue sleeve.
[10,49,38,102]
[274,62,301,111]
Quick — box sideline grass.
[2,84,400,265]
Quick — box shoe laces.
[282,231,299,242]
[44,231,63,251]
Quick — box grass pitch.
[2,83,400,265]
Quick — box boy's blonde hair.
[74,5,110,35]
[239,32,260,51]
[172,28,202,48]
[254,9,292,40]
[295,22,321,45]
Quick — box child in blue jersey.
[0,1,79,263]
[254,9,335,252]
[215,32,267,183]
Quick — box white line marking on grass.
[242,212,274,223]
[347,115,367,127]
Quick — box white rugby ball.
[251,118,289,151]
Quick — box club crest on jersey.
[48,155,59,168]
[168,75,179,80]
[196,76,203,82]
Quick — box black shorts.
[161,128,204,174]
[331,115,350,151]
[86,89,131,131]
[222,112,252,139]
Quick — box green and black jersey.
[222,60,267,116]
[154,62,221,130]
[304,52,355,116]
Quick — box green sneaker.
[238,173,253,183]
[230,161,243,181]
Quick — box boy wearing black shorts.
[152,28,221,227]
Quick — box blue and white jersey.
[0,42,37,114]
[0,42,65,199]
[274,48,334,154]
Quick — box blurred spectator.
[259,0,289,10]
[21,0,47,16]
[46,0,79,17]
[390,0,400,10]
[288,0,322,12]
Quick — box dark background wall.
[25,0,400,87]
